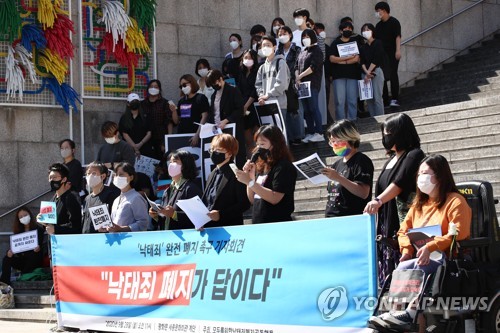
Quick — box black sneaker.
[385,310,414,326]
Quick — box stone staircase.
[398,32,500,111]
[291,96,500,221]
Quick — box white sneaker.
[301,134,313,143]
[309,133,324,143]
[390,99,400,107]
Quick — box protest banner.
[39,201,57,224]
[51,215,377,332]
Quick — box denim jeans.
[333,78,359,121]
[285,109,303,141]
[363,67,384,117]
[301,87,322,134]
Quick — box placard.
[254,100,287,142]
[89,204,113,230]
[358,80,373,101]
[134,156,160,179]
[297,81,311,99]
[39,201,57,224]
[337,41,359,57]
[10,230,38,254]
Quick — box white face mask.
[148,87,160,96]
[60,148,72,159]
[229,40,240,50]
[252,43,257,51]
[362,31,373,40]
[375,11,381,19]
[243,59,254,68]
[417,174,436,195]
[257,48,265,58]
[273,25,280,34]
[113,176,129,190]
[198,68,209,77]
[19,215,31,225]
[181,85,192,95]
[319,31,326,39]
[294,17,304,26]
[105,136,116,145]
[261,46,274,57]
[302,38,311,47]
[168,162,182,178]
[86,174,102,189]
[278,35,290,44]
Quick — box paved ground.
[0,319,58,333]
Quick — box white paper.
[88,204,113,230]
[175,195,211,229]
[358,80,373,101]
[337,41,359,57]
[104,170,114,187]
[145,196,165,217]
[292,153,330,184]
[10,230,38,254]
[198,123,222,139]
[134,156,160,178]
[297,81,311,99]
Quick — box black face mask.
[382,134,396,151]
[212,84,221,91]
[129,101,140,110]
[50,180,64,192]
[342,30,353,38]
[210,151,227,165]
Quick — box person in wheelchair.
[369,154,472,329]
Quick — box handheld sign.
[39,201,57,224]
[337,41,359,57]
[10,230,38,254]
[88,204,113,230]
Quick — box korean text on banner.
[51,215,377,333]
[39,201,57,224]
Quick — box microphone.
[250,151,260,163]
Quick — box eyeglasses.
[208,148,227,154]
[328,139,346,147]
[178,83,190,89]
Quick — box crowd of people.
[2,4,474,331]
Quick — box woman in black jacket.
[202,134,250,228]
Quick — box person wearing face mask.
[363,113,425,285]
[270,17,285,38]
[195,58,214,106]
[176,74,210,147]
[321,120,374,217]
[97,121,136,168]
[106,162,148,232]
[329,21,362,122]
[237,49,259,157]
[81,162,120,234]
[369,155,471,329]
[59,139,83,193]
[149,150,202,230]
[206,69,246,168]
[236,125,297,224]
[296,29,324,143]
[359,23,387,117]
[292,8,310,49]
[374,1,402,108]
[119,93,154,158]
[223,33,245,80]
[43,163,82,235]
[276,26,303,145]
[141,79,178,159]
[201,134,250,228]
[1,207,45,285]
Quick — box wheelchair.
[369,181,500,333]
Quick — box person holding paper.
[106,162,148,232]
[1,207,44,285]
[236,125,296,223]
[43,163,82,235]
[149,150,202,230]
[176,74,210,147]
[202,134,250,227]
[81,162,120,234]
[206,69,246,168]
[329,21,362,121]
[321,120,374,217]
[359,23,386,117]
[59,139,83,193]
[369,155,471,329]
[363,113,425,284]
[119,93,154,158]
[295,29,324,143]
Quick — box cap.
[127,93,140,103]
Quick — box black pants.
[1,251,43,284]
[383,57,400,104]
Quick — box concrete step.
[0,308,57,323]
[14,294,55,308]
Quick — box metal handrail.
[402,0,485,45]
[0,189,52,220]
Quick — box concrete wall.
[1,0,500,230]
